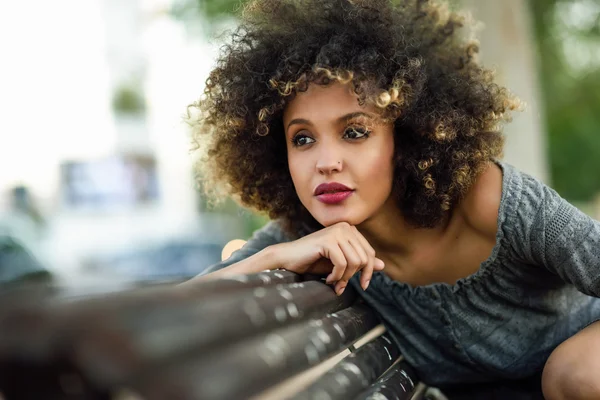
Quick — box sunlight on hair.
[221,239,247,261]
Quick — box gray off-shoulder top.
[201,162,600,386]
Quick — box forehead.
[283,81,376,123]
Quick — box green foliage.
[195,177,270,236]
[112,84,146,115]
[529,0,600,200]
[194,0,242,19]
[171,0,242,27]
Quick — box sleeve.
[508,171,600,297]
[200,220,292,275]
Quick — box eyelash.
[290,126,372,147]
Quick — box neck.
[356,195,450,259]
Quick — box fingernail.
[363,280,370,290]
[338,286,346,296]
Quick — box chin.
[315,212,362,227]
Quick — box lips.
[314,182,353,196]
[314,182,355,205]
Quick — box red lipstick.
[314,182,354,205]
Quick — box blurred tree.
[112,83,147,116]
[462,0,548,182]
[172,0,240,21]
[174,0,600,203]
[529,0,600,201]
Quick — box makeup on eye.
[344,126,371,139]
[290,125,372,147]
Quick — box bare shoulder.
[459,162,503,238]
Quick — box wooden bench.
[0,270,445,400]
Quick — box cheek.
[362,141,395,191]
[366,157,393,185]
[369,135,394,169]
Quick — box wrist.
[262,242,287,270]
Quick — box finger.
[351,226,379,266]
[325,244,347,284]
[374,258,385,270]
[348,239,369,269]
[338,239,363,283]
[334,279,347,296]
[347,239,373,290]
[360,264,373,290]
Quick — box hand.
[272,222,385,295]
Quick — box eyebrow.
[286,111,376,131]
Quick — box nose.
[315,144,343,175]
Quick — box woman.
[186,0,600,398]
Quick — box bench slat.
[131,304,380,400]
[354,361,420,400]
[291,334,401,400]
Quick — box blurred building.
[0,0,244,285]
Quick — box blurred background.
[0,0,598,291]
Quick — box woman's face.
[283,81,396,227]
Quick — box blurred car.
[85,240,224,283]
[0,235,53,286]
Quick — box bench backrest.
[0,270,429,399]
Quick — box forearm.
[184,244,285,284]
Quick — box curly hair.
[190,0,522,238]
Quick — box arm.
[507,168,600,297]
[184,220,385,293]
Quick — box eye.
[343,126,371,140]
[291,133,315,147]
